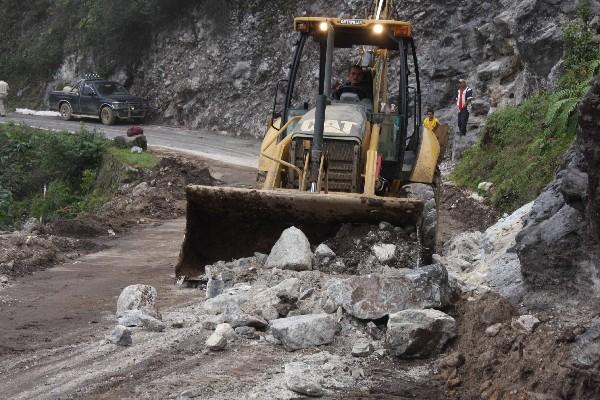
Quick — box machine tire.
[59,102,72,121]
[402,182,438,265]
[100,106,116,125]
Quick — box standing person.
[423,108,440,132]
[457,79,473,136]
[0,80,8,117]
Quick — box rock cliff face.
[48,0,600,136]
[515,74,600,291]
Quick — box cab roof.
[293,17,413,49]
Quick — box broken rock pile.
[195,225,457,360]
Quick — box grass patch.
[452,94,574,212]
[107,147,159,169]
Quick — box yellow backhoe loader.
[176,0,445,278]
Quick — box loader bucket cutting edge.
[175,185,424,278]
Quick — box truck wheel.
[59,103,72,121]
[100,106,116,125]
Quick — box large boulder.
[116,284,160,319]
[324,264,451,320]
[386,309,456,358]
[265,227,313,271]
[269,314,338,351]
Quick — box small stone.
[172,320,185,329]
[315,243,336,260]
[0,275,9,284]
[202,316,223,330]
[477,182,493,192]
[264,334,281,345]
[379,221,393,231]
[285,362,325,397]
[438,352,465,369]
[485,323,503,337]
[448,378,462,388]
[205,333,227,351]
[512,315,540,334]
[299,288,314,300]
[109,325,132,346]
[351,367,365,379]
[366,322,383,340]
[229,314,268,330]
[206,275,224,299]
[235,326,259,339]
[269,314,338,351]
[117,309,165,332]
[215,323,236,340]
[116,284,160,319]
[352,339,374,357]
[254,252,268,266]
[320,297,337,314]
[265,226,313,271]
[371,244,397,263]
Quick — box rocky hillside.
[515,74,600,292]
[35,0,599,136]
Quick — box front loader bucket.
[175,185,423,278]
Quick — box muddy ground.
[0,152,524,400]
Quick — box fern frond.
[591,58,600,76]
[545,98,579,127]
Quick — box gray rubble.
[205,333,227,351]
[116,284,160,319]
[351,339,374,357]
[118,309,166,332]
[512,315,540,334]
[269,314,338,351]
[324,264,451,320]
[386,309,456,358]
[265,227,313,271]
[109,325,132,346]
[284,361,325,397]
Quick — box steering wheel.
[338,85,367,99]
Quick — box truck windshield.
[94,82,129,96]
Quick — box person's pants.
[0,95,6,116]
[458,108,469,136]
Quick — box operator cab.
[269,16,424,191]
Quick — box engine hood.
[291,103,367,141]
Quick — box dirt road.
[0,219,190,356]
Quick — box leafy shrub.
[0,124,110,227]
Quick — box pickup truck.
[49,78,150,125]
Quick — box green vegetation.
[108,147,159,169]
[0,123,155,231]
[453,1,600,212]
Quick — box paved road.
[1,112,261,169]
